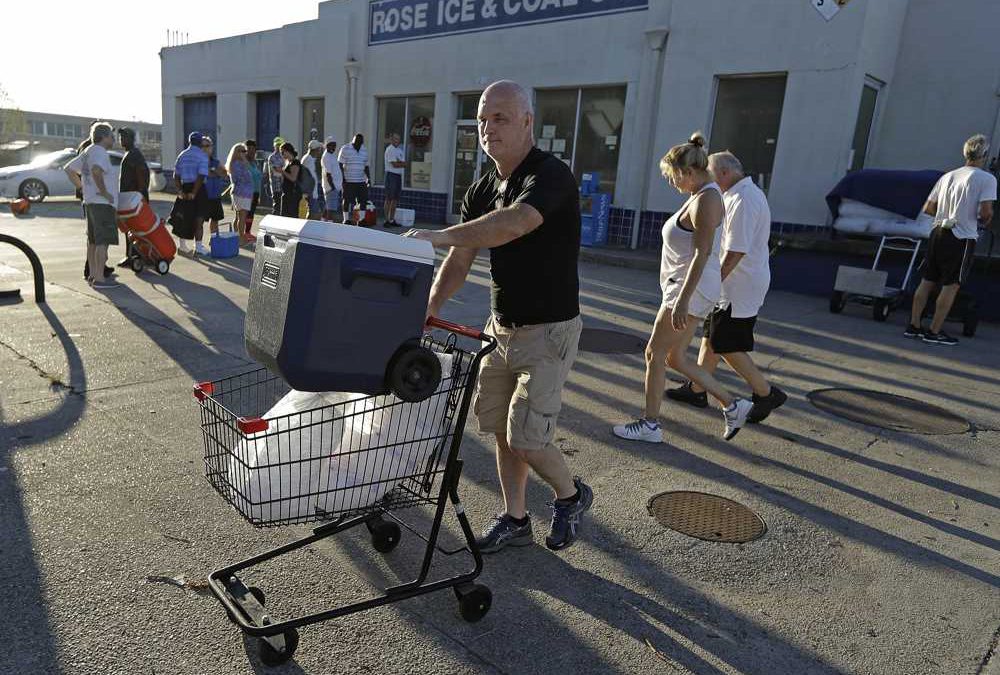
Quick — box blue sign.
[369,0,648,45]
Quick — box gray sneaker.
[475,513,534,554]
[545,477,594,551]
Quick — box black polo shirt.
[120,147,150,201]
[460,148,581,326]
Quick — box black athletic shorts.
[342,181,369,212]
[922,226,974,286]
[170,183,207,239]
[703,304,757,354]
[201,197,225,222]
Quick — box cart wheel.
[454,583,492,623]
[872,299,890,322]
[386,345,441,403]
[963,314,978,337]
[156,259,170,275]
[130,257,144,273]
[258,628,299,667]
[829,291,846,314]
[371,520,401,553]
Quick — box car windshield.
[28,150,74,167]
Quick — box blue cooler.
[245,216,440,400]
[210,229,240,259]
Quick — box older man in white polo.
[667,151,786,423]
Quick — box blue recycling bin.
[580,192,610,247]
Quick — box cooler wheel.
[156,259,170,275]
[386,344,442,402]
[130,257,144,273]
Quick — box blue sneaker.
[475,513,534,554]
[545,477,594,551]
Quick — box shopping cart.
[193,317,497,666]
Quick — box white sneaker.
[195,242,209,256]
[177,239,191,254]
[613,418,663,443]
[722,398,754,440]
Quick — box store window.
[376,95,435,190]
[709,75,787,192]
[849,80,880,172]
[533,86,626,200]
[301,98,324,152]
[29,120,45,136]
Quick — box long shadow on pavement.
[0,303,88,674]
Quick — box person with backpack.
[278,142,303,218]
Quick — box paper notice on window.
[605,135,618,147]
[552,139,566,153]
[811,0,845,21]
[410,161,431,190]
[542,125,556,139]
[537,138,551,151]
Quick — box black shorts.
[342,181,369,212]
[922,227,974,286]
[201,197,225,222]
[384,172,403,200]
[170,183,207,239]
[703,305,757,354]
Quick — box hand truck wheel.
[872,299,890,322]
[829,291,846,314]
[368,519,401,553]
[386,344,441,403]
[963,313,978,337]
[258,628,299,666]
[130,257,144,273]
[454,582,492,623]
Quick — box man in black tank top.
[404,80,593,554]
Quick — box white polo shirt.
[719,176,772,318]
[384,144,405,177]
[337,144,369,183]
[927,166,997,240]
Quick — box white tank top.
[659,182,723,301]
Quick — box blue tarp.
[826,169,943,220]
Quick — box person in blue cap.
[170,131,210,255]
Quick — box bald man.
[404,80,592,553]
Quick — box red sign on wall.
[409,116,432,147]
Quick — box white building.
[160,0,1000,246]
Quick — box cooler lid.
[259,215,435,265]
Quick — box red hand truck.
[193,317,497,666]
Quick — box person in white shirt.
[383,132,406,228]
[337,134,371,225]
[906,134,997,346]
[302,139,324,218]
[64,122,120,289]
[613,134,753,444]
[667,151,786,423]
[321,136,344,222]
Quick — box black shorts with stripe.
[922,227,974,286]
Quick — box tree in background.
[0,84,27,166]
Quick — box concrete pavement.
[1,198,998,674]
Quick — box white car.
[0,148,167,202]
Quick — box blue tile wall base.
[369,186,448,224]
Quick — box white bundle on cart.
[229,353,453,522]
[833,198,934,238]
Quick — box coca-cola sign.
[409,116,432,147]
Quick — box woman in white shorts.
[614,133,753,443]
[226,143,255,243]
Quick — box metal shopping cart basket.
[192,317,497,666]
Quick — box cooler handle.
[341,258,417,296]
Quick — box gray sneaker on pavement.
[545,477,594,551]
[475,513,534,554]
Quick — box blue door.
[255,92,280,149]
[183,96,217,152]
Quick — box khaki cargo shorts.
[474,314,582,451]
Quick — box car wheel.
[19,178,48,203]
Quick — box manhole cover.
[807,388,969,435]
[578,328,646,354]
[647,491,766,543]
